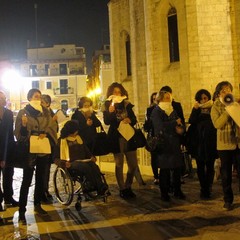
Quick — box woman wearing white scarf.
[14,88,57,224]
[150,90,185,202]
[188,89,217,200]
[102,82,139,199]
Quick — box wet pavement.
[1,165,240,240]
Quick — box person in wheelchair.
[54,120,109,196]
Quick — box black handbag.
[133,124,146,148]
[92,127,110,156]
[145,130,158,152]
[145,130,165,152]
[11,140,30,168]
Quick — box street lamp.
[1,69,22,110]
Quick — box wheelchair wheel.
[53,167,74,206]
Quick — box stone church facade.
[108,0,240,121]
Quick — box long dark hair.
[150,92,157,105]
[106,82,128,98]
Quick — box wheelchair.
[53,165,110,211]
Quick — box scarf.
[199,100,213,114]
[29,100,43,113]
[60,135,83,161]
[80,106,93,113]
[79,107,93,119]
[215,99,239,143]
[199,100,213,109]
[158,102,174,116]
[106,95,127,104]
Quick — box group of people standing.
[0,88,109,225]
[0,80,239,225]
[0,82,144,226]
[144,81,240,211]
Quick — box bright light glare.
[87,90,94,98]
[1,69,22,91]
[87,87,102,98]
[94,87,102,95]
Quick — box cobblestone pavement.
[1,166,240,240]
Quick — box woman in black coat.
[189,89,217,199]
[151,90,185,202]
[71,97,102,154]
[102,82,138,199]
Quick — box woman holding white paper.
[14,89,57,224]
[102,82,138,199]
[211,81,240,211]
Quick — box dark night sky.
[0,0,110,71]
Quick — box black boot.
[4,198,19,207]
[18,211,27,225]
[174,190,186,200]
[34,204,48,215]
[120,188,136,199]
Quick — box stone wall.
[108,0,240,120]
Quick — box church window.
[125,36,132,76]
[167,7,180,62]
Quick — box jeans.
[218,149,240,204]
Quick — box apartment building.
[7,44,88,112]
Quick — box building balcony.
[21,67,85,77]
[53,87,74,95]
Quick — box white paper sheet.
[225,102,240,127]
[30,136,51,154]
[117,121,135,141]
[56,109,67,124]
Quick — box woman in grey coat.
[15,89,57,224]
[151,90,185,202]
